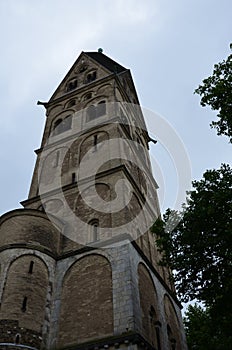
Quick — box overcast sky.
[0,0,231,216]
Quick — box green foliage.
[184,304,232,350]
[184,304,212,350]
[152,164,232,346]
[195,45,232,142]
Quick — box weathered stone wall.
[0,255,48,332]
[138,263,160,348]
[0,319,41,349]
[57,254,113,348]
[0,211,61,255]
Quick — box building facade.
[0,50,187,350]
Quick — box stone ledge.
[57,332,155,350]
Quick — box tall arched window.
[86,105,96,122]
[97,101,106,117]
[62,115,72,131]
[53,118,63,135]
[88,219,99,242]
[53,115,72,135]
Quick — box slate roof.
[85,52,127,73]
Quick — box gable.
[49,51,127,102]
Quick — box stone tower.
[0,50,187,350]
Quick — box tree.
[195,44,232,142]
[184,304,213,350]
[183,303,232,350]
[152,164,232,347]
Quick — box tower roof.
[85,51,127,74]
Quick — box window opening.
[67,99,76,107]
[62,115,72,131]
[86,105,96,122]
[67,79,77,92]
[53,115,72,135]
[28,261,34,274]
[72,172,76,183]
[86,71,97,84]
[84,92,92,100]
[93,222,99,241]
[167,325,176,350]
[155,324,161,350]
[52,151,60,168]
[15,334,20,344]
[53,119,63,135]
[97,100,106,117]
[93,134,98,152]
[79,65,87,73]
[89,220,99,242]
[21,297,27,312]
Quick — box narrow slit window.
[53,151,60,168]
[93,134,98,151]
[15,334,20,344]
[155,326,161,350]
[93,223,99,241]
[21,297,27,312]
[89,219,99,242]
[72,172,76,183]
[28,261,34,274]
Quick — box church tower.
[0,50,187,350]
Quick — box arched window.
[53,115,72,135]
[88,220,99,242]
[53,118,63,135]
[97,100,106,117]
[86,105,96,122]
[167,324,176,350]
[84,92,92,101]
[62,115,72,131]
[66,79,77,92]
[67,99,76,107]
[86,71,97,84]
[15,334,21,344]
[86,101,106,122]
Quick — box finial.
[98,48,103,53]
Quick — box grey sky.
[0,0,231,215]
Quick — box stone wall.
[57,254,113,348]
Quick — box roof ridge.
[84,51,127,73]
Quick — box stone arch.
[58,254,113,347]
[163,294,181,350]
[79,130,109,162]
[82,91,94,102]
[50,111,73,136]
[73,182,112,243]
[0,254,49,346]
[96,83,112,96]
[138,263,162,349]
[39,146,70,187]
[65,99,76,108]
